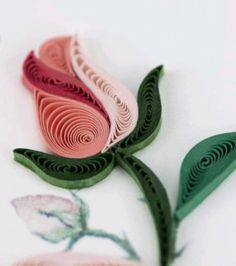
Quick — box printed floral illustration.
[12,191,140,261]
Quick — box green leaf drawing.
[175,132,236,221]
[13,148,115,189]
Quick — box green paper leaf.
[114,66,163,154]
[175,132,236,221]
[13,148,115,189]
[116,153,172,266]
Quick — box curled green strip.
[175,132,236,221]
[116,153,172,266]
[114,66,163,155]
[13,148,115,189]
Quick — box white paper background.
[0,0,236,265]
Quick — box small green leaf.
[175,132,236,221]
[13,148,115,189]
[116,153,172,266]
[114,66,163,154]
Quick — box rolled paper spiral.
[115,66,163,154]
[13,253,142,266]
[35,89,110,158]
[23,52,109,123]
[39,36,75,76]
[175,132,236,221]
[69,36,138,151]
[13,148,115,189]
[116,153,172,266]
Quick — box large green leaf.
[13,148,115,189]
[114,66,163,154]
[116,153,173,266]
[175,132,236,221]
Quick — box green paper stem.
[13,148,115,189]
[116,153,173,266]
[114,66,163,155]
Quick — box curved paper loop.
[13,253,142,266]
[116,153,172,266]
[115,66,163,154]
[39,36,75,76]
[70,36,138,151]
[23,52,109,122]
[13,148,115,189]
[35,89,109,158]
[175,132,236,221]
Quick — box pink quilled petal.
[23,52,109,122]
[39,35,138,152]
[22,52,110,158]
[39,36,75,76]
[35,89,109,158]
[69,36,138,151]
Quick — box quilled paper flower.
[14,35,172,266]
[13,253,143,266]
[22,36,138,158]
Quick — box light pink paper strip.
[69,36,138,151]
[13,252,143,266]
